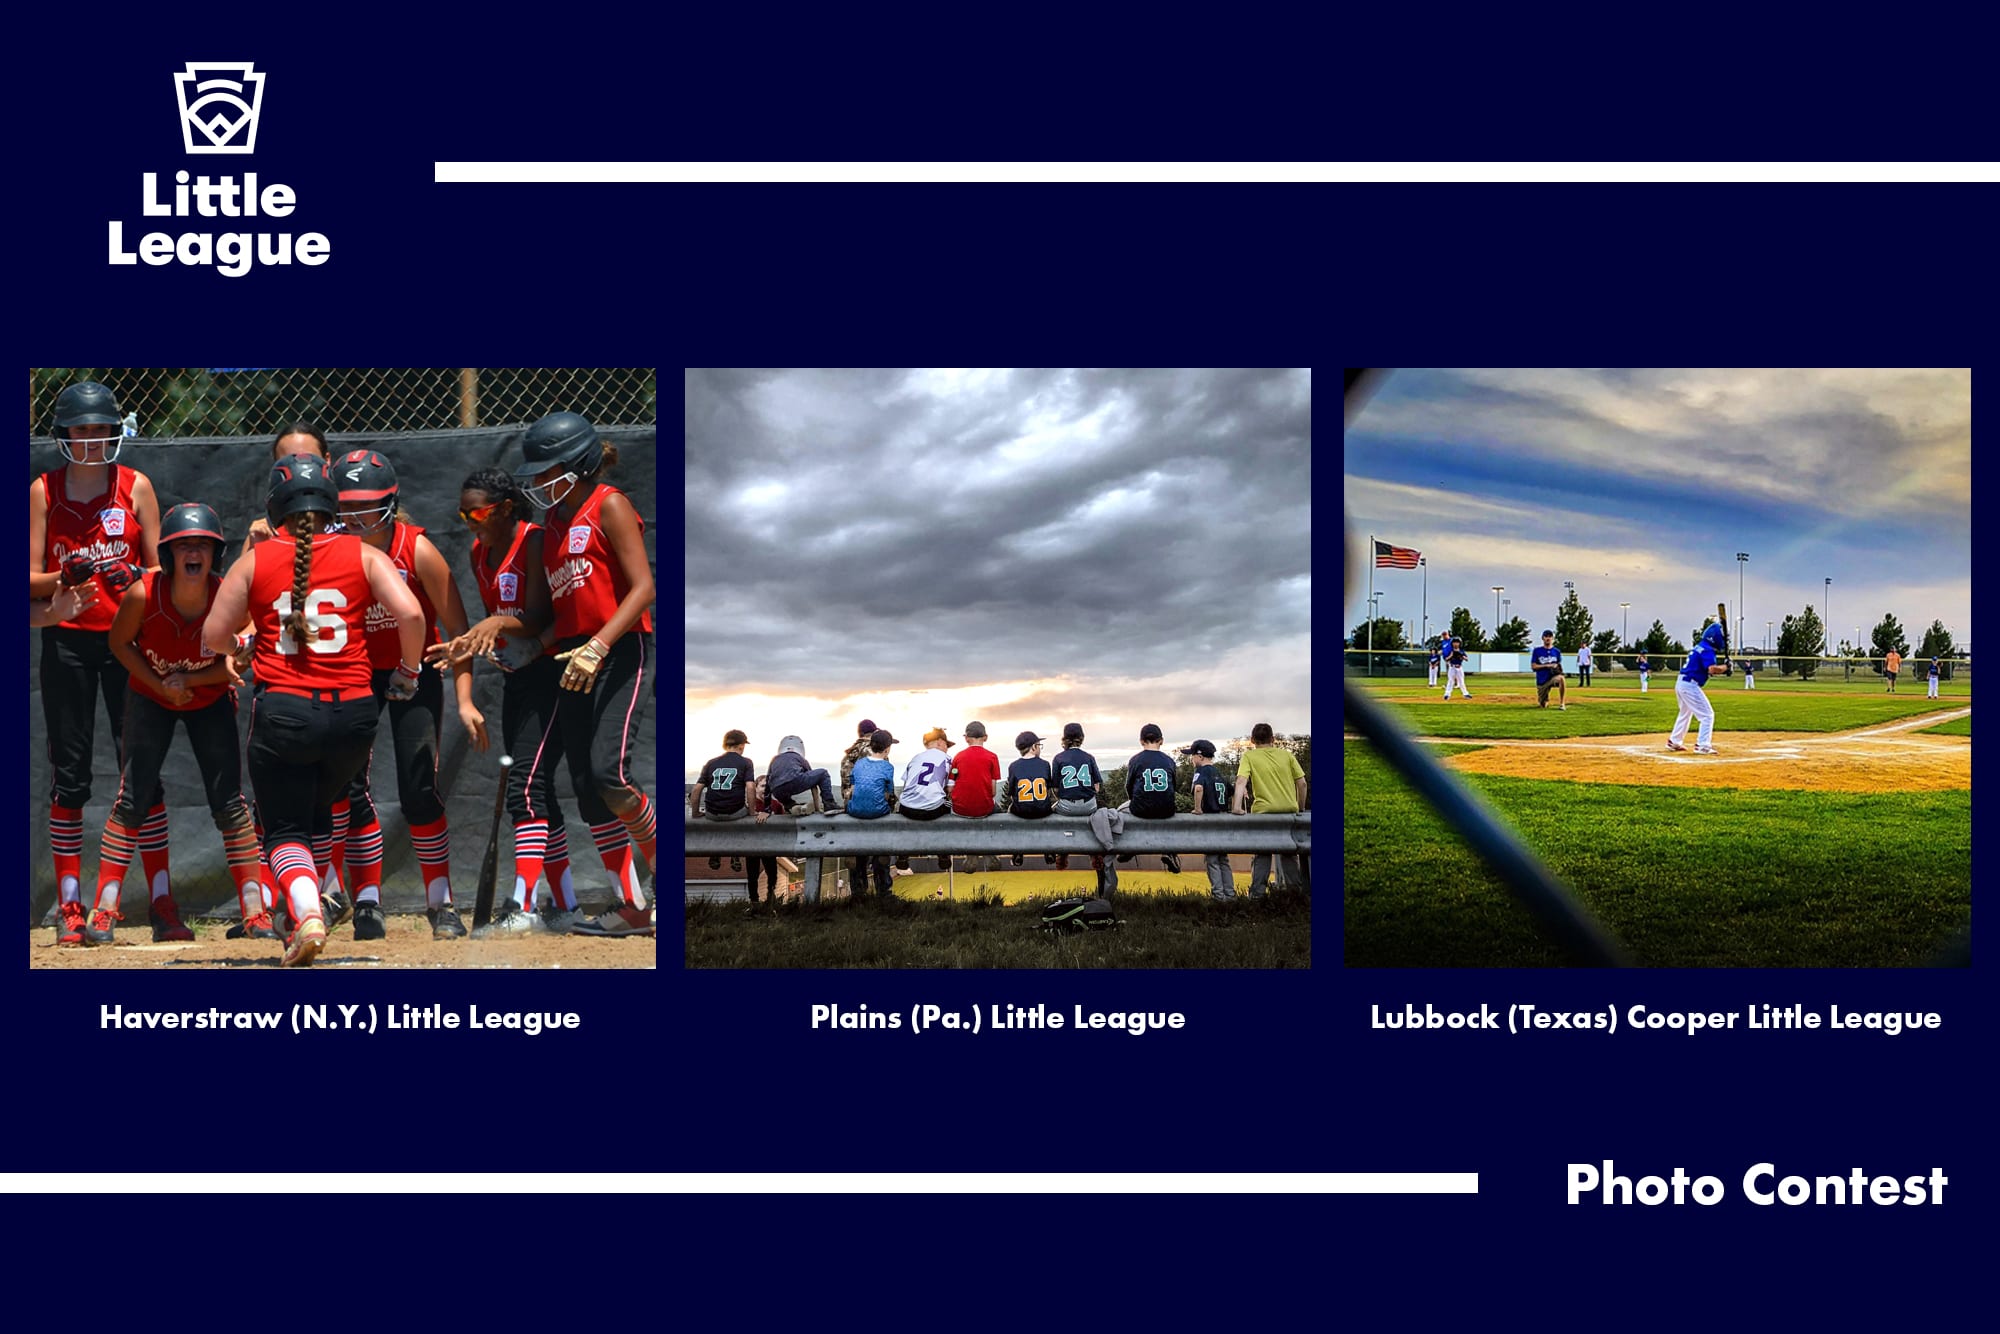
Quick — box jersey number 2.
[272,589,351,654]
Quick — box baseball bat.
[472,755,513,929]
[1716,600,1731,673]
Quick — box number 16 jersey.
[248,533,375,692]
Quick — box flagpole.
[1421,555,1427,646]
[1367,534,1376,676]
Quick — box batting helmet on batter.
[267,454,340,529]
[53,380,125,465]
[334,449,399,533]
[159,502,228,561]
[1704,623,1726,647]
[514,410,603,509]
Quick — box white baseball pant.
[1670,678,1714,748]
[1444,664,1469,698]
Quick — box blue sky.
[1343,368,1970,652]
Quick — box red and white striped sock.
[222,818,263,918]
[546,821,575,910]
[50,802,84,902]
[591,819,643,908]
[511,820,548,909]
[138,801,171,902]
[329,798,350,888]
[409,816,452,908]
[94,818,137,913]
[270,842,322,926]
[347,817,385,904]
[616,793,658,874]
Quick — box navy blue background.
[11,10,1990,1325]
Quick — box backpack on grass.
[1039,896,1120,934]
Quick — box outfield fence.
[1343,650,1968,682]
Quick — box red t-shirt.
[472,520,553,661]
[949,743,1001,816]
[129,570,229,711]
[248,533,375,693]
[40,464,143,633]
[361,521,441,669]
[545,483,653,640]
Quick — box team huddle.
[692,720,1310,902]
[31,381,658,965]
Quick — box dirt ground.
[28,911,656,969]
[1439,710,1971,793]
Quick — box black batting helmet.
[54,380,125,464]
[159,502,227,561]
[267,453,340,529]
[514,411,603,509]
[334,449,398,533]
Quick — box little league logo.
[497,572,520,604]
[568,526,590,555]
[101,509,126,537]
[174,62,266,154]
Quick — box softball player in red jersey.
[335,448,483,941]
[429,468,581,932]
[86,504,264,944]
[29,381,169,947]
[515,412,657,938]
[204,456,424,967]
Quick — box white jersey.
[900,747,952,811]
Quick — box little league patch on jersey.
[568,525,591,554]
[497,571,519,604]
[101,508,126,536]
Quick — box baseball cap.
[1181,739,1216,758]
[964,721,987,738]
[724,729,748,746]
[1015,730,1043,750]
[1542,629,1554,638]
[922,727,952,747]
[870,728,898,749]
[856,718,877,736]
[1139,723,1163,743]
[1061,723,1084,741]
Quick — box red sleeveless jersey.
[130,570,229,711]
[545,484,653,639]
[41,464,143,633]
[472,520,554,660]
[362,521,441,669]
[248,533,375,693]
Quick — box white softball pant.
[1444,664,1469,698]
[1670,677,1714,747]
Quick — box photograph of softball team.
[31,381,657,965]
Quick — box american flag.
[1374,540,1421,569]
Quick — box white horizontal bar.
[432,161,2000,185]
[10,1171,1475,1194]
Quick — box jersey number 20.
[271,589,351,654]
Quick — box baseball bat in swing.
[472,755,513,929]
[1716,600,1731,674]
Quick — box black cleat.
[353,900,387,941]
[428,904,467,940]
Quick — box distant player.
[1884,648,1901,693]
[1576,641,1592,686]
[1927,654,1941,699]
[1442,635,1471,700]
[1426,640,1441,688]
[1667,623,1726,755]
[1743,659,1755,690]
[1636,650,1650,693]
[1530,630,1567,711]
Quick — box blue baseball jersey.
[846,755,897,817]
[1051,746,1100,802]
[1530,645,1562,684]
[1680,641,1717,687]
[1636,654,1649,671]
[1930,657,1941,676]
[1446,639,1466,665]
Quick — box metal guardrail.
[684,811,1312,902]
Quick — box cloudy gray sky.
[684,368,1312,780]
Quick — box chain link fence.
[30,368,656,438]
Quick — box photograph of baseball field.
[684,368,1313,967]
[1342,368,1970,967]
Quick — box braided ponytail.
[286,516,315,648]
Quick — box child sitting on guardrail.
[1003,731,1058,868]
[1233,723,1306,897]
[690,729,755,870]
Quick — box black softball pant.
[501,654,568,827]
[112,689,248,829]
[344,664,446,828]
[542,631,652,824]
[40,626,159,810]
[247,687,381,851]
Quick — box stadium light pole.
[1368,593,1383,675]
[1492,586,1504,640]
[1766,620,1773,652]
[1620,602,1630,644]
[1825,577,1832,656]
[1502,596,1510,631]
[1736,552,1749,653]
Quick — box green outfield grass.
[886,868,1216,902]
[1919,715,1971,736]
[1343,741,1969,967]
[1345,673,1968,739]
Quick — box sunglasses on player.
[458,500,508,524]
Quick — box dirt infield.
[28,912,656,969]
[1436,709,1971,792]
